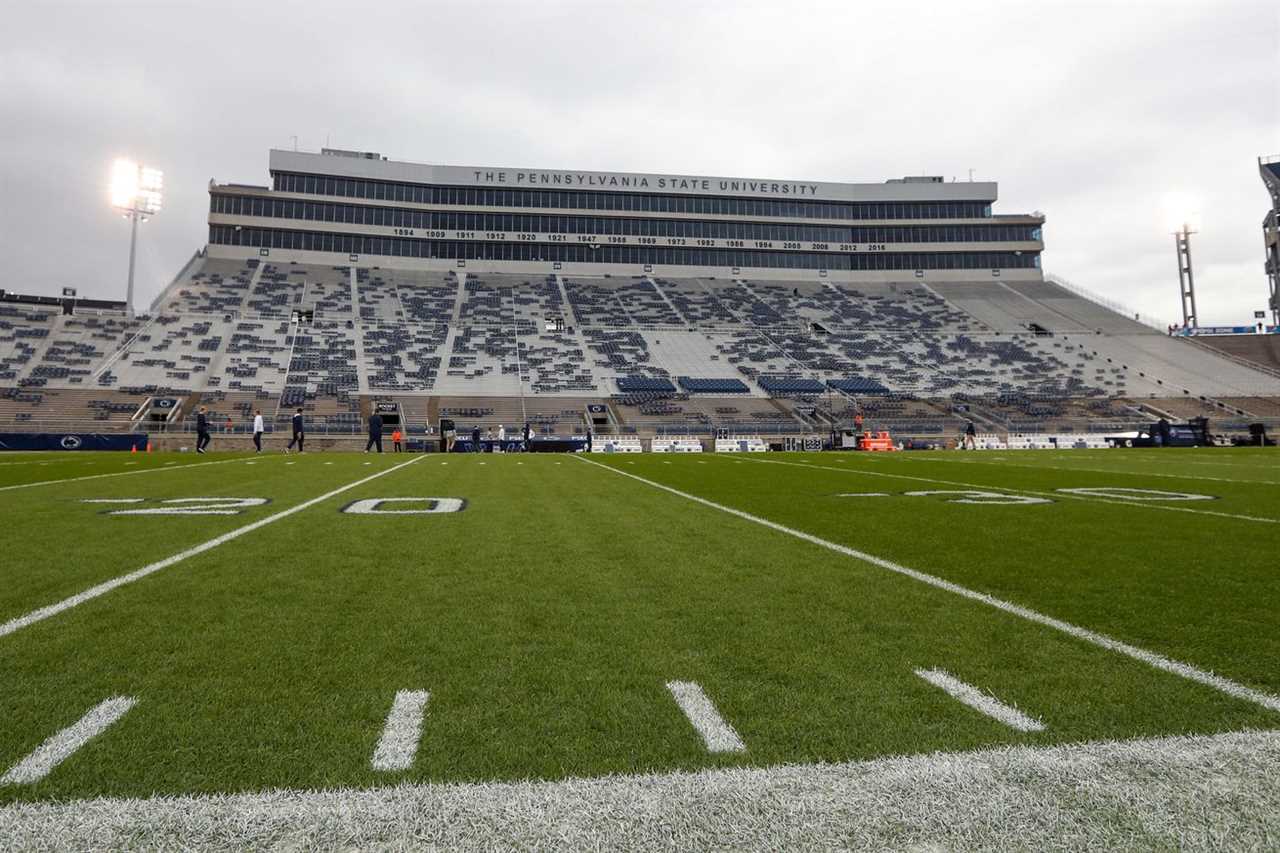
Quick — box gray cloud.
[2,0,1276,324]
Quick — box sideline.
[1,729,1275,849]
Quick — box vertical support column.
[125,211,139,319]
[1175,225,1197,329]
[1264,214,1280,327]
[1257,157,1280,327]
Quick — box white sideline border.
[2,697,136,785]
[666,681,746,753]
[0,729,1276,849]
[371,690,430,772]
[0,455,426,640]
[915,669,1044,732]
[573,455,1280,714]
[736,455,1280,525]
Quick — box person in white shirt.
[252,410,265,453]
[496,424,505,453]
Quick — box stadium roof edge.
[264,149,1000,204]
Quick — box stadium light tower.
[1173,222,1198,329]
[110,159,163,318]
[1163,195,1201,330]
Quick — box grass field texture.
[1,447,1277,806]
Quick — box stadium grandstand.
[3,146,1280,448]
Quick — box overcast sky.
[2,0,1277,325]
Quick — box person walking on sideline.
[523,421,531,452]
[285,407,305,453]
[392,428,403,453]
[964,420,977,450]
[472,425,481,452]
[365,411,384,453]
[196,406,211,454]
[496,424,505,453]
[252,409,265,453]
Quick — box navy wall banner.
[0,433,147,452]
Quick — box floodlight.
[110,158,164,317]
[111,159,164,216]
[1161,192,1201,234]
[110,159,139,209]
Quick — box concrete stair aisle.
[350,267,371,393]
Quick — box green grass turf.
[0,447,1277,804]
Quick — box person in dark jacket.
[285,408,305,453]
[964,420,977,450]
[196,406,211,454]
[586,427,593,452]
[1156,418,1171,447]
[523,421,531,452]
[365,412,384,453]
[472,425,481,453]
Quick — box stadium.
[3,144,1280,847]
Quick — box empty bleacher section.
[99,314,232,389]
[1004,279,1153,334]
[653,278,737,325]
[302,265,355,316]
[4,255,1280,440]
[1188,334,1280,376]
[216,319,291,392]
[0,387,150,428]
[928,281,1084,332]
[157,258,258,315]
[564,277,632,326]
[247,264,305,317]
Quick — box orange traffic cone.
[146,441,153,453]
[131,445,137,454]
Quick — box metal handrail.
[1045,273,1168,332]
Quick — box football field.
[1,447,1278,847]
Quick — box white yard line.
[666,681,746,753]
[1,697,136,785]
[914,669,1044,732]
[0,456,261,494]
[0,456,425,640]
[0,729,1275,848]
[732,456,1280,525]
[573,455,1280,714]
[371,690,430,772]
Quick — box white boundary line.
[0,728,1276,848]
[666,681,746,753]
[730,455,1280,525]
[371,690,431,772]
[1,697,137,785]
[915,669,1044,732]
[0,456,264,494]
[573,455,1280,714]
[0,455,425,640]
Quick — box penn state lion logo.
[60,435,83,450]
